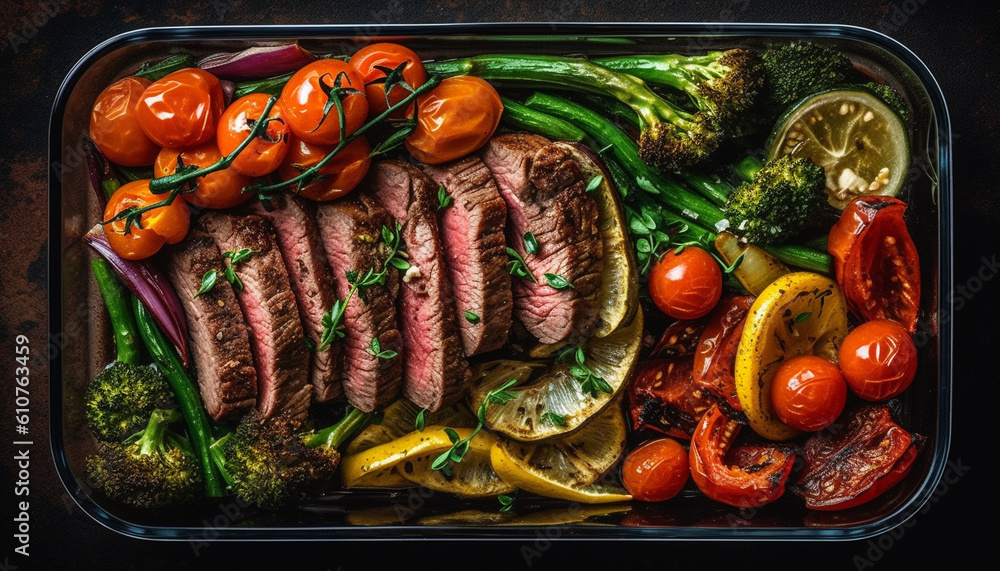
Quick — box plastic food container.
[49,22,952,540]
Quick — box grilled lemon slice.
[396,430,515,498]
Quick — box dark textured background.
[1,1,992,569]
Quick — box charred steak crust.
[422,155,512,356]
[252,196,342,403]
[200,212,313,421]
[480,133,604,344]
[315,194,404,413]
[162,224,257,423]
[366,160,472,412]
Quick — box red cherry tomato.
[154,141,254,210]
[89,76,161,166]
[103,179,190,260]
[280,59,369,146]
[838,319,918,401]
[647,247,723,320]
[216,93,291,177]
[770,355,848,432]
[349,42,429,119]
[135,68,225,149]
[278,135,372,202]
[404,76,503,165]
[621,438,690,502]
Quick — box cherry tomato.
[647,247,723,320]
[621,438,690,502]
[103,179,190,260]
[280,59,369,146]
[135,68,225,149]
[793,404,924,510]
[89,76,161,166]
[404,76,503,165]
[216,93,291,177]
[154,141,254,210]
[828,195,921,332]
[770,355,847,432]
[838,319,918,401]
[349,42,428,119]
[278,135,372,202]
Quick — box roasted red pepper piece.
[828,195,921,332]
[628,358,715,439]
[689,404,796,508]
[692,295,754,415]
[792,403,924,511]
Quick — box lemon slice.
[344,399,475,455]
[340,425,474,488]
[735,272,849,440]
[469,308,643,442]
[767,89,910,210]
[396,430,515,498]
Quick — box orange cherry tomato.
[278,135,372,202]
[135,68,225,149]
[404,76,503,165]
[770,355,848,432]
[154,141,254,210]
[103,179,190,260]
[647,247,723,320]
[621,438,690,502]
[279,59,369,146]
[89,76,161,166]
[838,319,918,401]
[349,42,428,119]
[216,93,291,177]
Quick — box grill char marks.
[367,160,472,412]
[199,211,313,421]
[162,224,258,423]
[315,194,403,412]
[422,155,512,356]
[480,133,604,344]
[252,195,342,403]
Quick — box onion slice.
[83,225,190,367]
[196,44,316,81]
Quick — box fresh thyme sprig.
[195,248,254,297]
[557,346,612,399]
[506,247,537,283]
[431,379,518,477]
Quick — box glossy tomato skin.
[89,76,161,166]
[692,295,754,414]
[838,319,918,401]
[621,438,690,502]
[216,93,291,177]
[135,68,225,149]
[405,76,503,165]
[280,59,368,146]
[828,195,921,332]
[103,179,190,260]
[770,355,848,432]
[154,141,254,210]
[349,42,428,119]
[278,135,371,202]
[647,247,723,320]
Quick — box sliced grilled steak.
[315,194,403,412]
[366,160,472,412]
[200,211,312,421]
[252,195,342,403]
[162,224,257,423]
[422,156,512,356]
[480,133,604,344]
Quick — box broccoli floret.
[859,81,909,121]
[216,406,371,510]
[85,362,176,442]
[762,40,856,111]
[723,154,828,246]
[86,408,201,509]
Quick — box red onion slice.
[197,44,316,81]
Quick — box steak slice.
[480,133,603,344]
[366,160,472,412]
[162,224,257,423]
[252,195,342,403]
[315,194,403,412]
[200,211,312,421]
[422,155,512,356]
